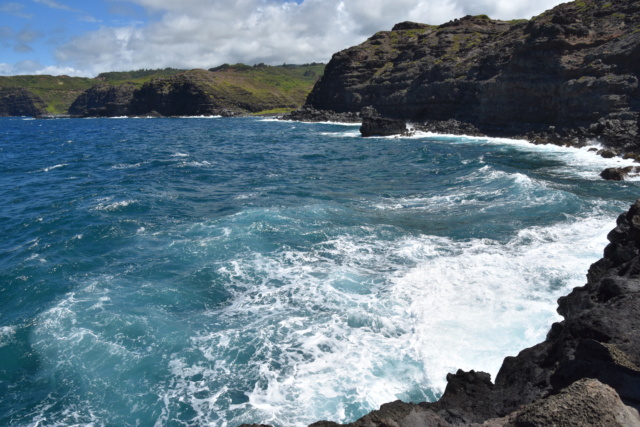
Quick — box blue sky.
[1,1,147,74]
[1,0,567,77]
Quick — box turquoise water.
[1,116,639,426]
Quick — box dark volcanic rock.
[414,119,485,137]
[128,71,219,117]
[305,0,640,153]
[0,88,47,117]
[509,378,640,427]
[357,106,408,136]
[68,83,136,117]
[600,166,640,181]
[360,116,408,137]
[281,105,361,123]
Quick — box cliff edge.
[0,88,47,117]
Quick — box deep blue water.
[1,116,639,426]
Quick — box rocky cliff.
[68,83,136,117]
[70,65,324,117]
[303,0,640,154]
[0,88,47,117]
[240,200,640,426]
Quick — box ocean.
[1,116,639,426]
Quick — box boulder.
[359,108,408,137]
[600,166,640,181]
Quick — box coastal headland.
[285,0,640,171]
[0,64,324,118]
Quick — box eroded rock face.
[128,72,219,116]
[508,379,640,427]
[281,105,361,123]
[304,0,640,153]
[359,107,408,136]
[0,88,47,117]
[68,84,136,117]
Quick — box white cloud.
[0,59,87,76]
[32,0,78,12]
[51,0,565,76]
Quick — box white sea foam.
[408,131,639,180]
[373,165,559,213]
[0,326,16,347]
[180,160,213,168]
[320,130,361,138]
[112,162,142,169]
[235,192,261,200]
[154,207,613,426]
[26,201,617,426]
[313,122,638,180]
[42,164,67,172]
[93,199,136,211]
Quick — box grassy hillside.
[0,64,324,115]
[0,75,94,114]
[0,69,187,114]
[96,68,185,86]
[203,63,326,114]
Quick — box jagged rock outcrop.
[240,199,640,426]
[302,0,640,154]
[600,166,640,181]
[68,83,136,117]
[0,88,47,117]
[281,105,361,123]
[413,120,485,137]
[128,70,223,116]
[360,106,408,136]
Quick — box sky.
[0,0,568,78]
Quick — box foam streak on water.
[0,117,638,426]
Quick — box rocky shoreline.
[282,105,640,180]
[240,200,640,426]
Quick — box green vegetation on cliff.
[203,63,326,113]
[1,64,325,116]
[0,75,94,114]
[0,69,187,115]
[96,68,185,85]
